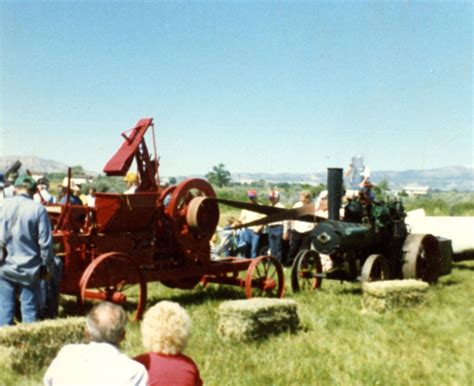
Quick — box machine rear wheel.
[79,252,147,321]
[361,254,389,283]
[402,234,441,284]
[245,256,284,298]
[291,249,323,292]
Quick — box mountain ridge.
[0,155,472,191]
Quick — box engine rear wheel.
[402,234,441,284]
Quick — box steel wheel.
[79,252,147,321]
[166,178,219,250]
[361,254,390,282]
[245,256,284,298]
[291,249,323,292]
[402,234,441,284]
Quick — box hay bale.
[0,317,85,374]
[217,298,299,341]
[362,280,429,313]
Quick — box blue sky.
[1,1,472,177]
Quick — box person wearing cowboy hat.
[286,190,315,266]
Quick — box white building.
[402,184,430,196]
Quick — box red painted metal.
[49,118,285,320]
[103,118,153,176]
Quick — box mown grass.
[2,260,473,386]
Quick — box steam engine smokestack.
[327,168,343,220]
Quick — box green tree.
[71,165,85,175]
[206,163,231,188]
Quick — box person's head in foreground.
[86,301,128,347]
[141,301,191,355]
[44,302,148,386]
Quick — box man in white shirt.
[44,302,148,386]
[286,191,315,266]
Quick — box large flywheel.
[166,178,219,251]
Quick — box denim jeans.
[0,277,40,326]
[243,229,261,259]
[267,225,284,262]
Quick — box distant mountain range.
[232,167,473,191]
[0,155,472,191]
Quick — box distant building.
[403,184,430,196]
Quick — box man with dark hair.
[0,175,53,326]
[44,302,147,386]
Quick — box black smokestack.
[327,168,343,221]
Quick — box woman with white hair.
[134,301,203,386]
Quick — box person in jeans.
[239,189,264,258]
[265,190,286,263]
[0,175,54,326]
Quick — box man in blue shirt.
[0,175,54,326]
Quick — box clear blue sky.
[1,1,472,177]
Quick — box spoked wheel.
[402,234,441,284]
[360,254,390,283]
[166,178,219,250]
[79,252,147,321]
[245,256,284,298]
[291,249,324,292]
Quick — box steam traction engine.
[290,168,442,291]
[50,118,284,320]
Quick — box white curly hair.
[141,301,191,355]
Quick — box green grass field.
[2,260,473,386]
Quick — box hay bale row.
[362,280,429,313]
[0,317,85,374]
[217,298,299,341]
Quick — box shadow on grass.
[337,287,363,295]
[147,285,244,307]
[453,262,474,272]
[59,296,145,318]
[437,278,461,287]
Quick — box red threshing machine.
[48,118,284,320]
